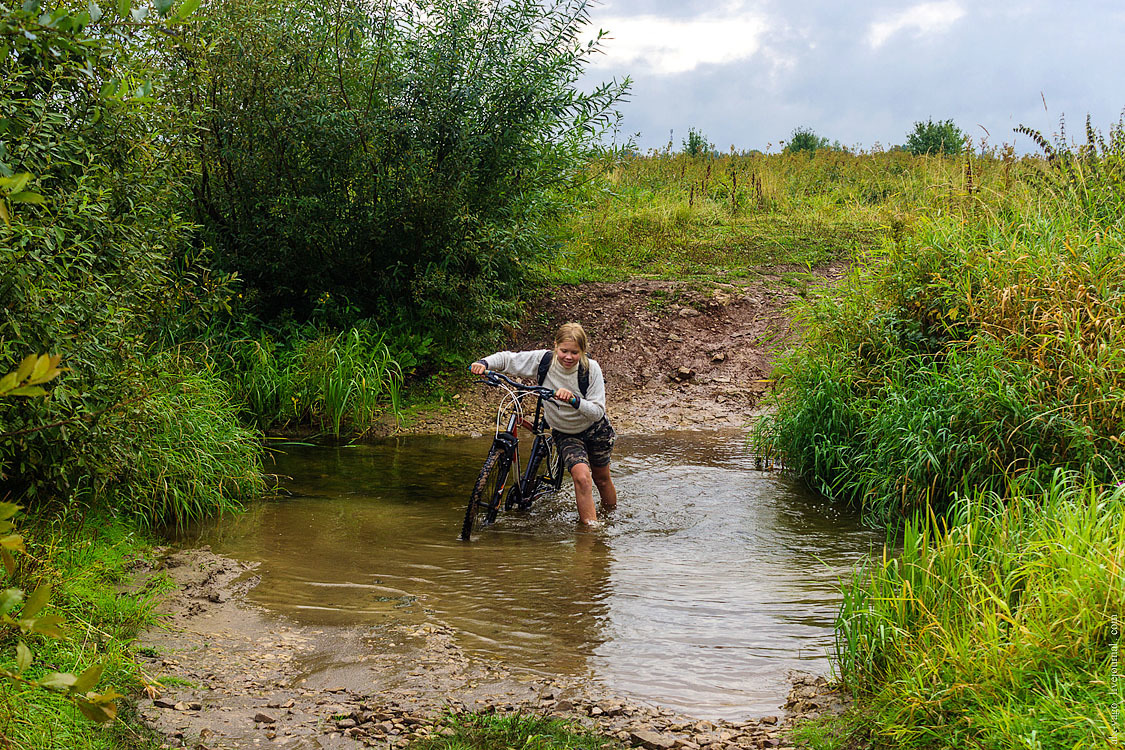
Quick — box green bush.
[785,126,831,154]
[681,127,713,157]
[0,1,237,515]
[905,118,965,156]
[178,0,628,345]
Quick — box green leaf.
[29,354,50,382]
[0,372,16,393]
[72,662,104,693]
[0,503,19,522]
[76,697,117,723]
[89,1,102,22]
[1,533,25,552]
[174,0,200,21]
[76,692,119,722]
[116,0,128,17]
[26,613,65,638]
[154,0,173,16]
[15,641,31,672]
[0,173,32,195]
[6,386,45,396]
[37,671,78,690]
[23,583,50,618]
[15,353,37,382]
[1,549,14,577]
[8,191,46,205]
[0,589,23,615]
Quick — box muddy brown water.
[180,431,883,721]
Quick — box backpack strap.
[537,351,589,397]
[537,351,552,386]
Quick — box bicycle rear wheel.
[461,448,510,540]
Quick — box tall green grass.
[754,131,1125,522]
[97,356,265,529]
[221,326,404,438]
[547,148,1022,282]
[754,120,1125,748]
[835,473,1124,749]
[410,712,619,750]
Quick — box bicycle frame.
[485,376,556,510]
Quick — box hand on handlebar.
[471,367,578,407]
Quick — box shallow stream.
[183,431,883,720]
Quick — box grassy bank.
[545,148,1018,283]
[751,125,1125,747]
[0,513,165,749]
[412,713,621,750]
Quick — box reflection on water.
[182,432,882,719]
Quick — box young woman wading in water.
[470,323,618,524]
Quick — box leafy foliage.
[179,0,628,344]
[756,115,1125,522]
[785,126,831,154]
[0,1,258,519]
[905,118,965,156]
[0,362,118,724]
[681,127,713,157]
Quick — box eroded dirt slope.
[395,265,845,436]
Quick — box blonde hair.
[554,322,590,368]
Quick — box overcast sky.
[578,0,1125,153]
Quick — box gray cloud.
[582,0,1125,152]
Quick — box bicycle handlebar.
[479,370,578,408]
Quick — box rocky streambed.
[134,548,848,750]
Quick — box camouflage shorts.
[554,417,616,472]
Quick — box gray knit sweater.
[481,349,606,434]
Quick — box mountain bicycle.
[460,370,566,541]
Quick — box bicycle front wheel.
[461,448,510,541]
[522,435,562,509]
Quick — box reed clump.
[220,326,403,439]
[98,356,265,529]
[834,474,1124,749]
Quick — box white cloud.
[866,1,966,49]
[590,9,771,74]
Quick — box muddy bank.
[384,267,845,437]
[136,547,848,750]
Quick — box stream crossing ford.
[182,431,883,720]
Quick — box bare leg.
[570,462,597,524]
[592,464,617,511]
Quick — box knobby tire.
[461,448,509,541]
